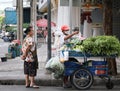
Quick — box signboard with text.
[5,8,17,24]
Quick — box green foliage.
[69,38,83,51]
[0,16,5,29]
[70,38,82,45]
[82,35,120,56]
[5,26,16,32]
[0,16,4,23]
[5,23,29,32]
[23,23,29,28]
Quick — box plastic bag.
[45,57,55,71]
[45,56,64,79]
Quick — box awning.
[36,18,56,27]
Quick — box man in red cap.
[53,25,79,48]
[60,25,79,88]
[61,25,79,41]
[52,25,79,88]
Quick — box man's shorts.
[24,61,37,76]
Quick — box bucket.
[1,57,7,62]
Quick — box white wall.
[57,0,80,29]
[51,9,58,26]
[38,0,80,30]
[57,1,69,29]
[71,7,80,29]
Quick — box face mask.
[63,31,69,35]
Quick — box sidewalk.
[0,43,62,86]
[0,43,120,86]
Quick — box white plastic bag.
[45,57,54,70]
[63,51,69,61]
[45,56,64,74]
[59,51,69,63]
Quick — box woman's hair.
[24,26,33,34]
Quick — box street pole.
[47,0,51,61]
[16,0,23,43]
[69,0,73,34]
[79,0,82,34]
[30,0,37,43]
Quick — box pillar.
[16,0,23,43]
[30,0,37,43]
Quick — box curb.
[0,79,62,86]
[0,77,120,86]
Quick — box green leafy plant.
[82,35,120,56]
[23,23,29,28]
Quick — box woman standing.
[21,26,39,88]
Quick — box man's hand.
[64,31,79,40]
[73,31,79,35]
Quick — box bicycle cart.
[63,50,117,90]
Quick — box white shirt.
[53,30,65,48]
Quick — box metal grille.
[113,0,120,10]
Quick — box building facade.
[38,0,120,39]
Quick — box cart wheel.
[70,68,94,90]
[106,81,114,89]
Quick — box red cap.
[61,25,70,31]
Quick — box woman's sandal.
[26,85,30,88]
[30,85,39,88]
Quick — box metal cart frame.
[63,50,117,90]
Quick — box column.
[16,0,23,43]
[30,0,37,43]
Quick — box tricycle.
[63,50,116,90]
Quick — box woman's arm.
[25,45,32,56]
[21,45,31,60]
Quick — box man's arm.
[64,31,79,40]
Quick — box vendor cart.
[63,50,117,90]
